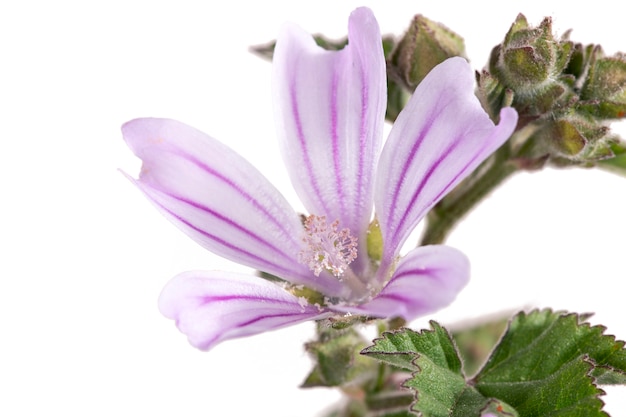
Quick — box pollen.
[297,215,358,277]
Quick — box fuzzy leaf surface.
[363,311,626,416]
[362,323,507,417]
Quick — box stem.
[419,146,519,245]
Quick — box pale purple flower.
[123,7,518,351]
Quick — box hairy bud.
[389,15,465,90]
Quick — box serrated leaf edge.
[361,321,460,371]
[477,309,616,416]
[361,322,467,417]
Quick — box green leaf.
[362,311,626,416]
[476,310,626,387]
[362,322,462,373]
[362,323,504,417]
[473,309,626,416]
[452,315,509,377]
[477,355,604,416]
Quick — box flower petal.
[123,118,342,295]
[335,245,469,321]
[272,7,386,240]
[376,57,518,262]
[159,271,328,351]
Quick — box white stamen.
[297,215,358,278]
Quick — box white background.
[1,1,625,415]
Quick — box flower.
[122,7,518,351]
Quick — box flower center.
[297,215,358,277]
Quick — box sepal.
[388,15,466,90]
[302,320,377,388]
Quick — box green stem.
[419,146,519,245]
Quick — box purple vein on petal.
[151,197,301,279]
[357,66,369,218]
[375,266,438,301]
[157,190,295,262]
[168,145,301,249]
[330,69,346,215]
[372,292,413,303]
[289,71,331,216]
[383,97,442,248]
[391,126,498,254]
[391,134,461,249]
[197,311,318,351]
[388,266,438,283]
[235,311,314,329]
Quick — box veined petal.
[159,271,329,351]
[123,118,342,295]
[376,57,518,262]
[335,245,469,320]
[273,7,386,239]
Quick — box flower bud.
[523,114,614,166]
[489,14,573,116]
[579,51,626,119]
[389,15,466,90]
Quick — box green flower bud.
[389,15,466,90]
[489,14,573,116]
[524,114,614,166]
[579,51,626,119]
[499,15,556,85]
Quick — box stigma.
[297,215,358,277]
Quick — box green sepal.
[303,323,376,388]
[475,70,515,122]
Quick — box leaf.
[476,310,626,386]
[362,311,626,416]
[362,322,462,374]
[451,315,509,377]
[473,309,626,416]
[362,323,503,417]
[477,355,604,416]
